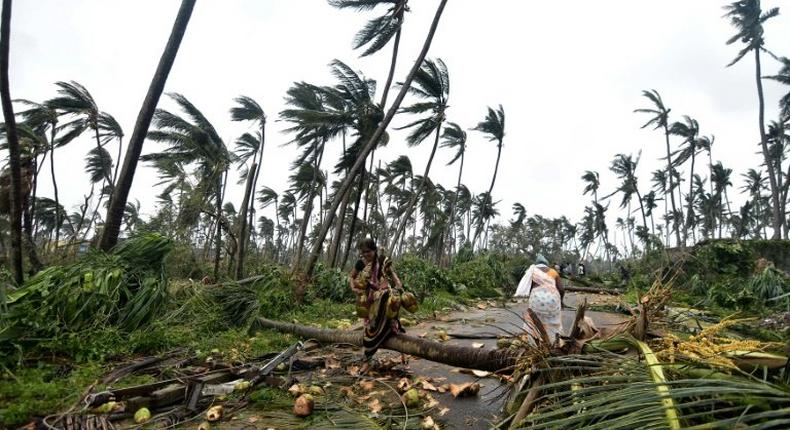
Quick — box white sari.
[514,264,562,344]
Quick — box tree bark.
[304,0,449,277]
[252,317,516,372]
[440,144,464,265]
[100,0,196,251]
[341,168,366,269]
[213,177,223,278]
[662,125,682,247]
[0,0,25,283]
[391,124,442,252]
[754,48,782,239]
[235,162,257,279]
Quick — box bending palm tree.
[304,0,449,276]
[472,104,505,243]
[143,93,231,277]
[438,121,466,261]
[724,0,782,238]
[390,57,450,252]
[608,153,649,248]
[669,115,700,244]
[635,89,682,246]
[329,0,409,106]
[581,170,600,203]
[0,0,24,282]
[230,95,266,278]
[100,0,196,251]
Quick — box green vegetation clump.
[397,254,455,300]
[449,253,511,298]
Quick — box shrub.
[310,263,352,302]
[449,253,510,298]
[397,255,454,301]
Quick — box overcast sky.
[8,0,790,244]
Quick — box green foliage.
[693,240,754,279]
[164,243,206,279]
[310,263,352,302]
[449,253,510,298]
[211,264,296,326]
[397,254,455,301]
[749,266,789,301]
[0,363,103,428]
[0,234,171,348]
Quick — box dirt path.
[372,292,629,429]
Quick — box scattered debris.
[449,382,480,398]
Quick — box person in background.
[514,254,564,343]
[349,238,404,373]
[578,262,586,277]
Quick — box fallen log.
[252,317,519,372]
[564,285,623,295]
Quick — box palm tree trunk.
[99,0,196,251]
[662,125,682,247]
[683,154,696,245]
[0,0,24,284]
[304,0,448,277]
[329,186,351,267]
[440,150,465,265]
[634,189,649,247]
[252,317,516,372]
[391,124,442,252]
[341,169,366,268]
[754,48,783,239]
[235,162,257,279]
[378,5,404,108]
[49,128,62,250]
[213,177,223,278]
[294,143,324,270]
[487,141,503,197]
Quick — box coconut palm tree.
[765,119,788,236]
[46,82,118,195]
[143,93,231,277]
[711,161,734,236]
[438,121,466,258]
[100,0,196,252]
[635,89,683,247]
[766,56,790,119]
[16,99,64,247]
[740,168,769,237]
[257,186,281,260]
[724,0,782,238]
[231,95,266,278]
[329,0,409,106]
[304,0,449,276]
[608,153,649,246]
[0,0,24,282]
[390,57,450,252]
[670,115,700,244]
[581,170,600,203]
[474,104,505,198]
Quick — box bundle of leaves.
[397,254,455,301]
[449,253,509,298]
[211,264,296,326]
[749,266,789,302]
[505,348,790,429]
[0,234,172,344]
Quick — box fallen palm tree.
[251,317,518,372]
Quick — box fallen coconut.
[294,393,315,417]
[197,421,212,430]
[206,405,224,422]
[134,407,151,424]
[288,383,306,396]
[402,388,421,408]
[308,385,325,396]
[234,380,252,391]
[92,401,124,414]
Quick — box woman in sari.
[514,254,564,344]
[349,238,404,371]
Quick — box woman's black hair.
[358,238,377,252]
